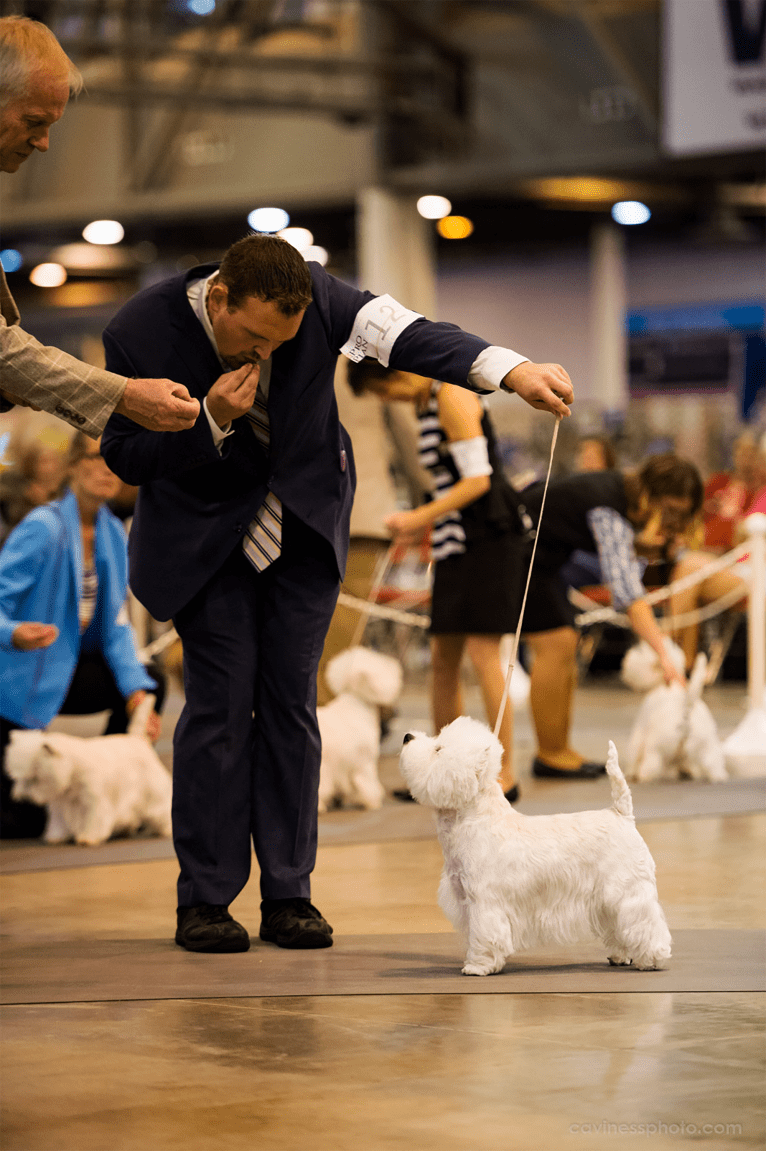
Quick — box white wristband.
[448,436,492,479]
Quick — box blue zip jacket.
[0,488,155,729]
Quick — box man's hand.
[205,364,260,428]
[12,623,59,651]
[502,362,573,418]
[0,389,42,412]
[116,378,201,431]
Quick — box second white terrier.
[399,715,672,976]
[317,646,403,812]
[4,696,172,846]
[622,642,728,782]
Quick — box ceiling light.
[611,201,651,226]
[82,219,125,245]
[248,207,290,233]
[186,0,216,14]
[301,245,329,266]
[417,195,452,220]
[30,263,67,288]
[437,215,474,240]
[0,249,22,273]
[278,227,314,251]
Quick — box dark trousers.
[0,652,166,839]
[172,510,340,907]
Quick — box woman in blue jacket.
[0,434,161,837]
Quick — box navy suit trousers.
[172,509,340,907]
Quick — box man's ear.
[208,279,229,313]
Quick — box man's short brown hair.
[218,234,313,316]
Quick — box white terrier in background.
[318,646,402,812]
[4,695,172,846]
[399,715,672,976]
[621,641,728,782]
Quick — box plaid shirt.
[0,265,126,438]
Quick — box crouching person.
[0,433,162,838]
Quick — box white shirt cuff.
[468,346,529,392]
[203,396,234,452]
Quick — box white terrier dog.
[318,646,402,812]
[399,715,672,976]
[4,696,172,846]
[621,642,728,782]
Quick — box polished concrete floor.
[1,674,765,1151]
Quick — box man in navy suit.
[102,233,573,953]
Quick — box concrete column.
[356,186,437,317]
[589,222,629,415]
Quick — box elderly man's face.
[0,66,69,173]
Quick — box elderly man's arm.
[1,308,199,437]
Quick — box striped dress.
[417,383,468,562]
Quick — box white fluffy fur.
[399,715,672,976]
[4,696,172,845]
[317,646,402,812]
[622,642,728,782]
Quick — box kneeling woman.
[518,453,699,776]
[0,434,163,837]
[347,359,526,801]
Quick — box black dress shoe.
[260,898,333,949]
[175,904,250,952]
[504,785,521,804]
[532,758,606,779]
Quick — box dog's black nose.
[402,732,415,745]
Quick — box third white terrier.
[399,715,672,976]
[622,642,728,782]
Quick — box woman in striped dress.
[347,360,525,803]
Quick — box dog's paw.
[608,955,633,966]
[462,963,492,976]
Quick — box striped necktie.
[242,386,282,572]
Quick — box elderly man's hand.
[502,362,573,418]
[206,364,260,429]
[117,378,201,431]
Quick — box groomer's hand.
[502,362,573,418]
[117,378,200,431]
[205,363,260,428]
[12,623,59,651]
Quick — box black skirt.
[430,530,526,635]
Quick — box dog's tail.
[127,694,156,740]
[686,651,708,705]
[606,740,634,819]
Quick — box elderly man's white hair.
[0,15,83,108]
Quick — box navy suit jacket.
[101,262,490,621]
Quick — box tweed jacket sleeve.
[0,266,127,438]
